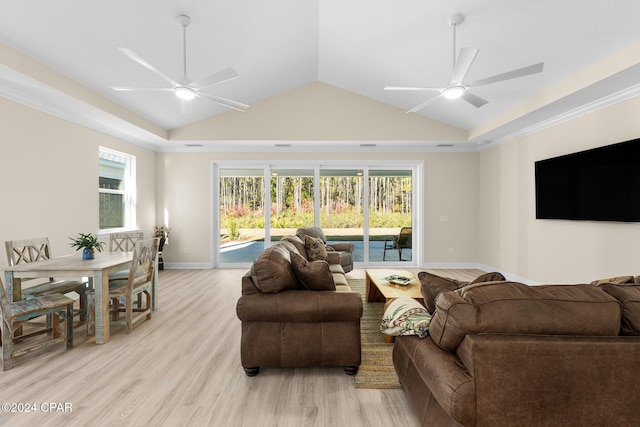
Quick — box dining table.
[4,251,158,344]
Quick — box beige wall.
[479,95,640,283]
[0,97,157,270]
[156,151,479,266]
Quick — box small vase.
[82,247,95,260]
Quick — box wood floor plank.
[0,267,482,426]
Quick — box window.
[99,147,135,230]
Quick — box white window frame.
[99,147,136,232]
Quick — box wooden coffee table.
[365,269,422,303]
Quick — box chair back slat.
[109,232,144,252]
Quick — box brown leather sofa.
[393,279,640,427]
[296,227,354,273]
[236,235,362,376]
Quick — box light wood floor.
[0,267,483,427]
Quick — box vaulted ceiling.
[0,0,639,150]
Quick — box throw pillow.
[590,276,635,285]
[380,297,431,338]
[304,235,328,262]
[469,271,506,285]
[418,271,506,314]
[418,272,468,314]
[290,252,335,291]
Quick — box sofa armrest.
[326,251,342,265]
[393,336,475,426]
[237,290,363,323]
[327,242,354,253]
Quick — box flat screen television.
[535,138,640,222]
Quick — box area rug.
[349,279,401,389]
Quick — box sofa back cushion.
[419,271,506,314]
[249,244,298,294]
[280,235,307,259]
[596,284,640,335]
[429,281,621,351]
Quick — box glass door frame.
[212,160,423,269]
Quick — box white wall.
[479,95,640,283]
[0,97,157,270]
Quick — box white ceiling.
[0,0,639,141]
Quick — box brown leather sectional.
[393,279,640,426]
[236,234,362,376]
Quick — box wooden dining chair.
[5,237,89,322]
[109,231,144,252]
[108,231,145,281]
[87,238,158,336]
[1,278,74,370]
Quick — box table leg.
[93,270,110,344]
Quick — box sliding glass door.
[368,170,413,262]
[218,168,265,264]
[214,162,420,267]
[270,169,315,242]
[319,169,364,262]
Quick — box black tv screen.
[535,138,640,222]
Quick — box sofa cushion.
[290,252,336,291]
[304,235,328,262]
[419,271,506,314]
[429,281,621,351]
[381,297,431,338]
[249,245,298,294]
[596,283,640,335]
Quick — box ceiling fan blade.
[197,92,249,112]
[112,87,173,92]
[384,86,441,91]
[117,47,181,87]
[461,91,489,108]
[181,98,192,114]
[450,47,479,85]
[466,62,544,87]
[407,94,442,113]
[190,67,239,90]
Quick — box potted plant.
[69,232,105,260]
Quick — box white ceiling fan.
[385,13,544,113]
[112,15,248,112]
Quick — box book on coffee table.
[384,274,414,286]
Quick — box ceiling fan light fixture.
[174,86,196,100]
[443,85,465,99]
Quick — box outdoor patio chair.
[383,227,412,261]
